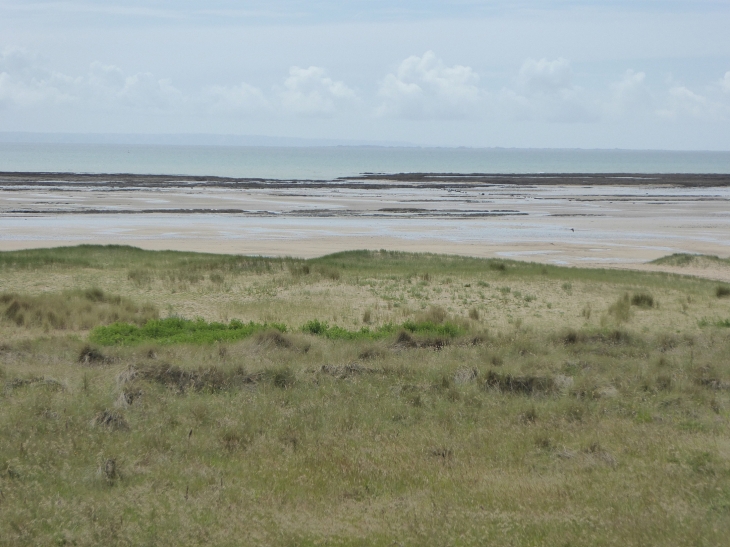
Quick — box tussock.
[320,362,377,378]
[484,370,555,395]
[394,330,417,348]
[132,363,260,393]
[631,292,655,308]
[268,366,295,389]
[560,329,632,346]
[93,409,129,431]
[453,368,478,384]
[102,458,120,483]
[78,345,108,364]
[357,346,385,360]
[0,289,157,330]
[4,376,65,393]
[694,376,730,390]
[607,293,631,323]
[255,329,295,349]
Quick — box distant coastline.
[2,171,730,188]
[2,143,730,179]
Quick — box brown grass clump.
[93,409,129,431]
[255,329,294,349]
[321,363,377,378]
[484,370,555,395]
[607,293,631,323]
[102,458,120,484]
[4,376,65,393]
[631,292,655,308]
[358,346,385,360]
[135,363,260,393]
[394,330,418,348]
[78,345,107,364]
[418,305,447,324]
[716,285,730,298]
[0,289,157,330]
[317,266,341,281]
[562,329,583,345]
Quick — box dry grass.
[0,288,157,331]
[1,246,729,545]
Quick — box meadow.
[1,245,729,546]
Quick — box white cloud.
[202,82,270,113]
[86,62,183,109]
[376,51,481,119]
[0,48,182,111]
[0,46,77,107]
[277,66,356,116]
[721,71,730,93]
[656,85,729,120]
[518,57,572,93]
[605,69,652,117]
[498,57,597,123]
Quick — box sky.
[1,1,730,149]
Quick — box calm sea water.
[1,143,729,179]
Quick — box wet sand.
[1,172,729,280]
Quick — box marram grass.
[1,246,729,546]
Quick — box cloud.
[202,82,270,113]
[605,69,652,116]
[277,66,357,116]
[498,57,597,123]
[518,57,572,93]
[722,71,730,93]
[376,51,481,119]
[0,46,77,107]
[86,62,183,109]
[657,85,729,120]
[0,47,182,111]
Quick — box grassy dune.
[1,246,729,546]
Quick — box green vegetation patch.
[92,316,467,346]
[90,317,286,345]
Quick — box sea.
[1,143,730,179]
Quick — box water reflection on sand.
[1,180,729,267]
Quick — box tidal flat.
[1,246,730,545]
[1,172,730,270]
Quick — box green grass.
[90,317,287,345]
[0,244,301,273]
[90,317,467,345]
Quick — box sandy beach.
[2,171,729,280]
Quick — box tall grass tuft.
[608,293,632,323]
[0,289,157,330]
[631,292,655,308]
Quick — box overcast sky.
[1,1,730,149]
